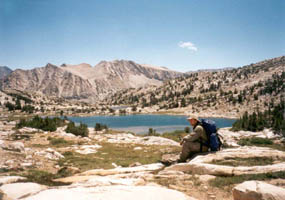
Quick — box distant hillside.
[185,67,235,74]
[1,60,182,102]
[0,66,12,80]
[105,56,285,118]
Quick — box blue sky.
[0,0,284,72]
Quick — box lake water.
[66,114,236,134]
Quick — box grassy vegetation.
[58,143,180,171]
[209,171,285,188]
[238,137,285,151]
[106,129,124,134]
[17,170,71,186]
[47,137,74,147]
[160,130,188,142]
[209,157,285,167]
[31,143,49,148]
[238,137,273,145]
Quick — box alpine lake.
[65,114,236,134]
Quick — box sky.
[0,0,284,72]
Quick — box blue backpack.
[200,119,222,151]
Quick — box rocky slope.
[0,66,12,80]
[1,60,182,102]
[106,56,285,118]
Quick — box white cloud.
[178,41,198,52]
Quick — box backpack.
[200,119,222,151]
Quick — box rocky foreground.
[1,119,285,199]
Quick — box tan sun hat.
[187,116,200,121]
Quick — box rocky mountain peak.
[0,66,13,80]
[45,63,58,69]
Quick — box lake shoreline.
[51,111,239,120]
[65,114,236,135]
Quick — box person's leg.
[179,142,191,162]
[179,141,201,162]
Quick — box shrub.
[94,123,108,131]
[131,106,137,112]
[148,128,159,136]
[5,102,15,111]
[65,122,89,137]
[21,105,35,113]
[16,116,65,132]
[232,101,285,135]
[184,127,190,133]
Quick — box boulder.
[0,182,47,199]
[34,148,64,160]
[198,175,216,183]
[73,144,102,154]
[18,127,40,133]
[219,128,280,147]
[22,185,196,200]
[1,142,25,152]
[80,163,164,176]
[140,136,180,146]
[155,170,187,179]
[70,176,145,187]
[164,147,285,176]
[21,162,33,168]
[233,181,285,200]
[0,188,10,200]
[161,153,180,166]
[55,163,164,184]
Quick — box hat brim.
[187,117,199,121]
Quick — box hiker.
[179,116,209,162]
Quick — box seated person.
[179,116,209,162]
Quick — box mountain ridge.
[1,60,182,102]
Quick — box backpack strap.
[195,122,210,152]
[216,133,223,150]
[199,138,210,152]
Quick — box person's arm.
[181,126,203,143]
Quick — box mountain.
[1,63,96,101]
[105,56,285,118]
[62,60,182,90]
[1,60,182,102]
[0,66,13,80]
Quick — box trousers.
[179,141,208,162]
